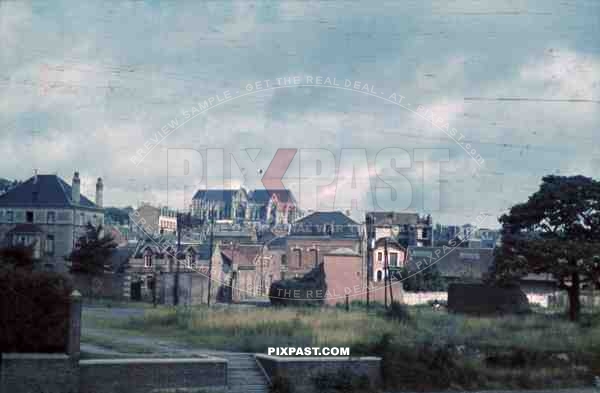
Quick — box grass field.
[83,303,600,391]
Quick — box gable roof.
[291,211,361,239]
[367,211,419,226]
[295,211,359,226]
[0,174,101,211]
[220,244,262,267]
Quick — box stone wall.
[0,353,79,393]
[79,357,228,393]
[401,291,447,305]
[256,355,382,393]
[72,273,127,299]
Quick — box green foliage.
[269,263,327,306]
[398,264,446,292]
[0,266,73,352]
[269,376,292,393]
[0,244,35,270]
[385,301,411,322]
[491,175,600,320]
[67,224,117,275]
[312,369,370,393]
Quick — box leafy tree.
[398,264,446,292]
[0,245,35,270]
[67,224,117,275]
[490,175,600,321]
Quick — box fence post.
[67,290,82,359]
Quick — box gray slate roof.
[0,174,101,211]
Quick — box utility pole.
[386,237,395,306]
[174,213,181,306]
[365,213,373,311]
[206,216,214,307]
[384,237,388,308]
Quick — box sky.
[1,0,599,227]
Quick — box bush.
[0,267,73,352]
[312,369,370,393]
[269,264,327,307]
[385,301,411,322]
[270,376,292,393]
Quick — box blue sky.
[1,0,599,226]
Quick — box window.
[45,235,55,256]
[312,249,318,266]
[325,224,333,236]
[281,254,287,266]
[6,211,13,223]
[47,211,56,224]
[376,270,383,282]
[187,253,196,268]
[144,254,153,268]
[294,249,302,268]
[389,253,398,267]
[80,213,85,225]
[26,211,34,223]
[377,252,383,261]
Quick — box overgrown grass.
[87,305,600,390]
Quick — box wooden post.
[345,294,349,312]
[66,290,82,359]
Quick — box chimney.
[96,177,104,208]
[33,169,38,184]
[72,172,81,204]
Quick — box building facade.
[0,172,104,272]
[367,211,433,247]
[131,203,178,236]
[191,187,298,225]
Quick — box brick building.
[284,211,362,279]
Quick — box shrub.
[385,301,411,323]
[269,264,327,307]
[312,368,370,393]
[0,267,73,352]
[270,376,292,393]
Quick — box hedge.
[0,267,73,353]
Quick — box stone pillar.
[67,290,82,359]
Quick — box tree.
[490,175,600,321]
[398,264,446,292]
[67,224,117,275]
[0,245,35,271]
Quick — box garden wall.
[256,354,382,393]
[0,353,79,393]
[79,357,228,393]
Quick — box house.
[371,237,406,283]
[366,211,433,247]
[131,203,177,236]
[322,248,403,306]
[0,172,104,272]
[285,211,362,279]
[127,236,223,304]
